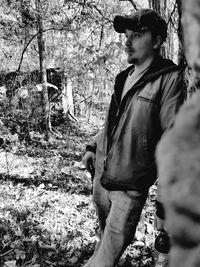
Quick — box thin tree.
[35,0,50,140]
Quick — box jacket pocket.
[137,95,156,104]
[135,130,153,167]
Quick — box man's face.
[125,29,156,65]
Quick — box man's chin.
[127,56,137,64]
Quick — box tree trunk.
[62,79,74,115]
[148,0,169,58]
[182,0,200,77]
[156,1,200,267]
[148,0,161,12]
[62,75,77,122]
[35,0,50,140]
[177,0,186,68]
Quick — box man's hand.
[82,151,96,177]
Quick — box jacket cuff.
[86,144,96,153]
[156,200,165,220]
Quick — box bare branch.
[17,20,73,71]
[119,0,139,10]
[167,0,178,27]
[17,32,38,71]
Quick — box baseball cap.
[113,9,167,41]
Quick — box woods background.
[0,0,186,141]
[0,0,198,267]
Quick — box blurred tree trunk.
[35,0,50,140]
[182,0,200,80]
[156,1,200,267]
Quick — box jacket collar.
[118,55,179,82]
[142,55,179,82]
[114,55,179,104]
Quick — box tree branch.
[17,32,38,71]
[119,0,139,10]
[167,0,178,27]
[17,22,73,71]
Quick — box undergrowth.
[0,119,158,267]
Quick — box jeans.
[84,177,148,267]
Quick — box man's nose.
[125,38,130,47]
[125,37,132,47]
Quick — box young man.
[82,9,183,267]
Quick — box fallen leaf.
[4,261,17,267]
[69,256,79,264]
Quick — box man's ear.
[153,35,163,49]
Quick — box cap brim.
[113,15,145,33]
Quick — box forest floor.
[0,117,158,267]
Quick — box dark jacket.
[87,56,184,192]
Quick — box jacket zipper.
[104,81,146,171]
[110,80,146,139]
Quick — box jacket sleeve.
[86,130,103,153]
[86,141,97,153]
[160,71,184,132]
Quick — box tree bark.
[177,0,186,68]
[62,74,77,123]
[156,1,200,267]
[182,0,200,78]
[35,0,50,140]
[149,0,161,12]
[148,0,169,58]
